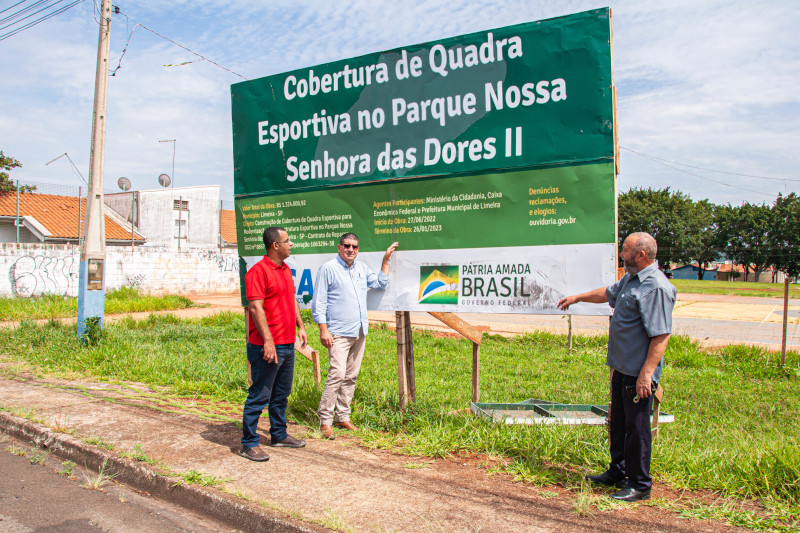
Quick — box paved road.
[7,292,794,351]
[189,292,800,350]
[367,293,800,350]
[0,437,230,533]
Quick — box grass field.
[671,279,800,298]
[0,287,195,321]
[0,311,798,530]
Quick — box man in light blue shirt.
[312,233,398,439]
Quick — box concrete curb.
[0,411,325,533]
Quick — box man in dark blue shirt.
[558,232,676,502]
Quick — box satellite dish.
[158,173,171,188]
[117,177,131,191]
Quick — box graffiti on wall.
[124,273,147,288]
[9,255,79,297]
[2,248,239,298]
[196,250,239,273]
[213,255,239,273]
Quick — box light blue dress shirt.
[311,255,390,337]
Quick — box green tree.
[738,203,772,281]
[686,199,718,279]
[618,187,706,270]
[770,193,800,280]
[715,202,772,281]
[0,151,35,192]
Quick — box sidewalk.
[0,371,748,533]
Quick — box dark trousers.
[241,342,295,449]
[607,370,654,491]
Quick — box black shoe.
[585,471,627,488]
[270,435,306,448]
[610,487,651,502]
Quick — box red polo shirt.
[245,256,296,346]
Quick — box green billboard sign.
[232,8,617,315]
[232,8,613,197]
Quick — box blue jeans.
[241,342,295,449]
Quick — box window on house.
[174,219,187,239]
[173,199,188,211]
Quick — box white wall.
[0,243,239,298]
[107,185,222,251]
[0,220,39,244]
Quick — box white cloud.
[2,0,799,206]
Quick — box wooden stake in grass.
[472,341,480,403]
[428,311,483,403]
[295,340,321,386]
[781,277,789,366]
[396,311,416,410]
[568,314,573,352]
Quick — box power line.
[622,147,777,198]
[0,1,31,16]
[622,146,800,182]
[0,0,49,25]
[0,0,85,41]
[1,0,61,29]
[113,9,247,80]
[110,20,138,76]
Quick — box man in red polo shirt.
[241,226,308,462]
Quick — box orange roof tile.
[220,209,237,244]
[0,191,143,241]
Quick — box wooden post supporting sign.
[472,342,481,403]
[393,311,483,410]
[428,311,483,403]
[295,341,321,387]
[781,277,789,366]
[396,311,416,410]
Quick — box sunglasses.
[341,243,359,250]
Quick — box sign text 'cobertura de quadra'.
[232,8,617,314]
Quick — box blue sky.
[1,0,799,205]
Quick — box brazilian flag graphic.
[418,265,459,305]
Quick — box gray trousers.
[318,332,366,425]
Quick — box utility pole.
[15,180,20,243]
[77,0,112,341]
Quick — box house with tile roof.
[105,185,233,251]
[0,191,145,246]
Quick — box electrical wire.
[0,0,85,41]
[113,9,247,80]
[0,1,245,81]
[622,146,800,182]
[110,20,138,76]
[0,1,31,16]
[1,0,59,28]
[621,147,779,198]
[0,0,49,25]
